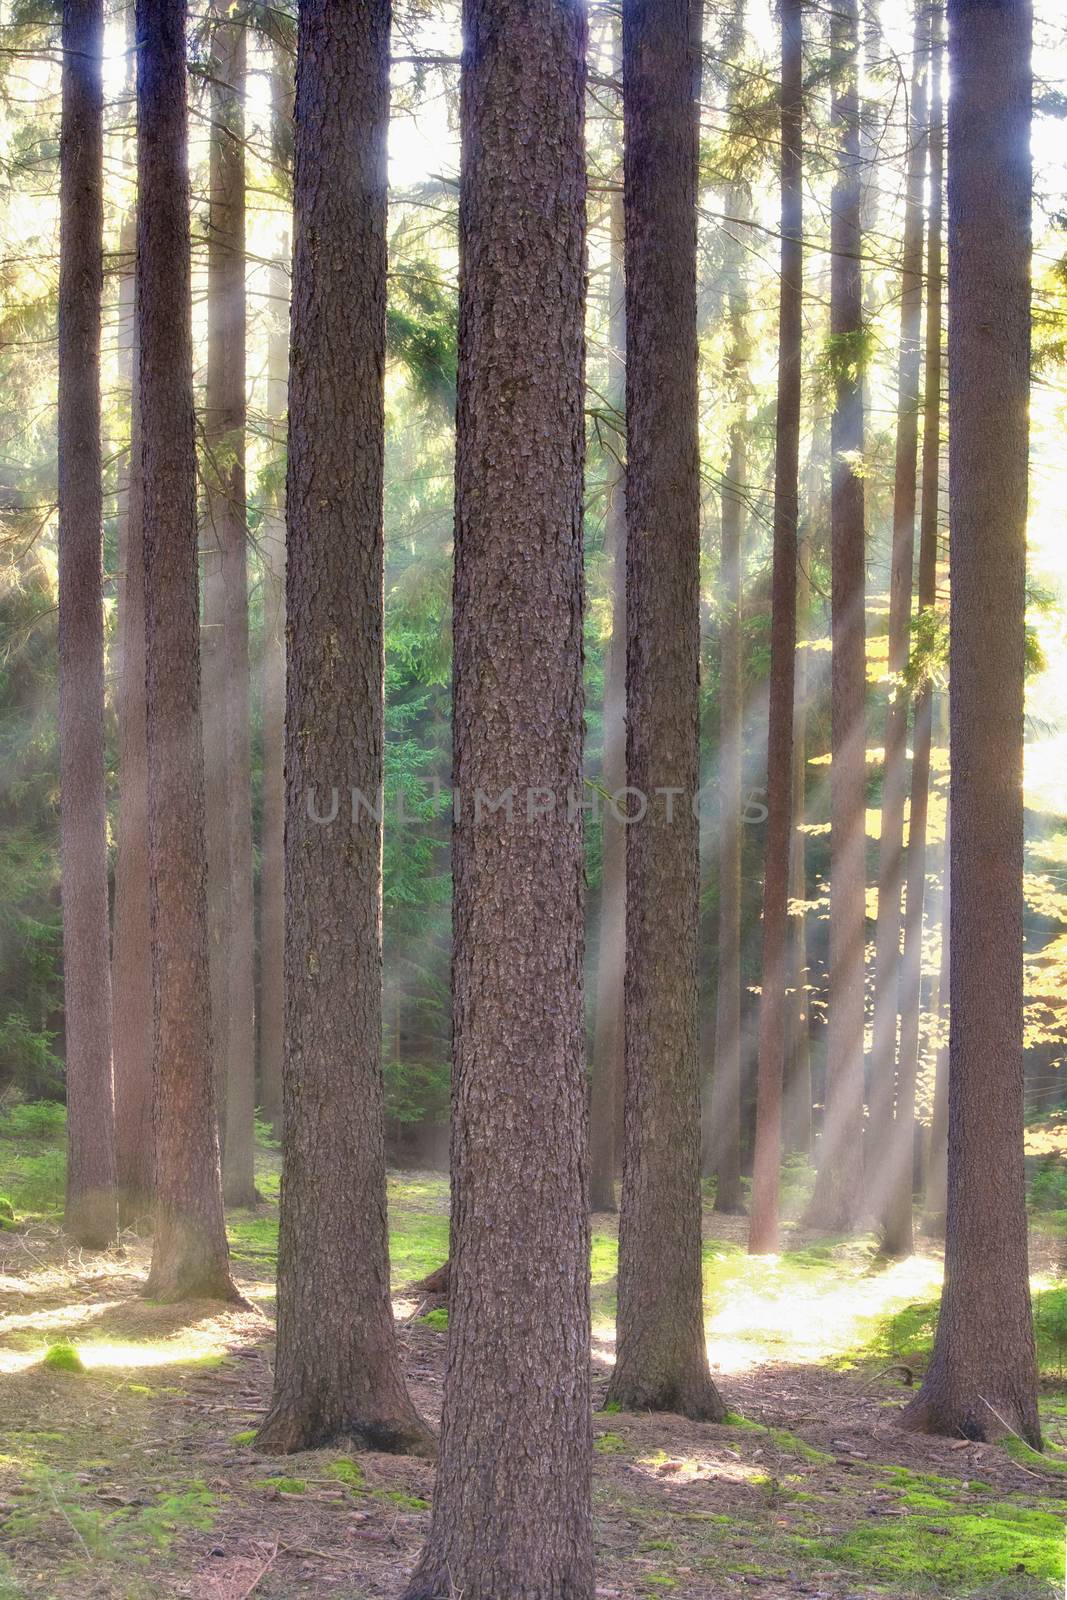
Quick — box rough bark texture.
[589,127,624,1217]
[749,0,802,1256]
[869,5,928,1244]
[403,4,593,1593]
[886,6,943,1259]
[903,0,1039,1448]
[705,182,747,1215]
[606,0,723,1423]
[807,0,867,1233]
[139,0,239,1304]
[204,0,256,1207]
[256,0,430,1458]
[58,0,118,1250]
[112,198,154,1229]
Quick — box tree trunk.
[869,4,929,1245]
[589,107,624,1217]
[404,3,594,1592]
[112,198,154,1229]
[806,0,867,1234]
[705,183,748,1215]
[903,0,1039,1448]
[783,533,812,1156]
[256,0,430,1457]
[606,0,724,1422]
[922,794,950,1238]
[748,0,802,1257]
[58,0,118,1250]
[885,5,943,1258]
[204,0,256,1208]
[139,0,239,1304]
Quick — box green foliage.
[325,1459,365,1488]
[0,1097,66,1216]
[594,1431,628,1455]
[41,1340,84,1374]
[808,1501,1065,1584]
[419,1306,448,1329]
[231,1430,257,1447]
[254,1475,306,1495]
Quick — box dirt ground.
[1,1209,1064,1599]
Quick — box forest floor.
[2,1108,1067,1598]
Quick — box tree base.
[255,1403,436,1459]
[414,1260,450,1297]
[901,1388,1041,1450]
[65,1191,118,1251]
[605,1371,726,1424]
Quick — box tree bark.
[606,0,724,1422]
[783,533,812,1156]
[885,5,942,1258]
[256,0,430,1457]
[403,3,593,1592]
[903,0,1039,1449]
[589,97,624,1217]
[806,0,867,1234]
[58,0,118,1250]
[204,0,256,1208]
[139,0,239,1304]
[922,795,950,1238]
[869,4,929,1246]
[749,0,802,1256]
[112,197,154,1229]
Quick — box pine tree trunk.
[903,0,1039,1449]
[256,0,430,1457]
[58,0,118,1250]
[404,2,594,1590]
[807,0,866,1233]
[139,0,239,1304]
[922,795,950,1237]
[749,0,802,1256]
[589,139,624,1217]
[870,5,929,1247]
[112,198,154,1229]
[204,0,256,1208]
[606,0,724,1422]
[783,534,812,1156]
[886,5,943,1258]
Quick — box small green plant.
[0,1196,14,1230]
[419,1306,448,1329]
[254,1476,306,1495]
[42,1340,84,1374]
[325,1459,365,1488]
[231,1429,257,1446]
[375,1489,429,1511]
[594,1432,628,1454]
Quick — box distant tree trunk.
[204,0,256,1207]
[139,0,239,1304]
[404,2,594,1592]
[112,199,154,1228]
[607,0,724,1422]
[922,797,950,1237]
[749,0,802,1256]
[705,184,748,1215]
[256,0,430,1457]
[806,0,866,1234]
[258,249,287,1137]
[589,85,624,1216]
[58,0,118,1250]
[783,534,812,1156]
[257,42,293,1139]
[869,4,928,1246]
[885,6,942,1258]
[903,0,1039,1449]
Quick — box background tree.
[139,0,238,1304]
[904,0,1040,1447]
[256,0,431,1457]
[403,0,594,1590]
[58,0,117,1249]
[607,0,724,1421]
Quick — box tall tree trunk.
[606,0,724,1422]
[783,533,812,1156]
[922,794,950,1237]
[903,0,1039,1449]
[589,108,624,1217]
[885,5,943,1258]
[706,184,748,1215]
[806,0,866,1233]
[749,0,802,1256]
[869,4,929,1244]
[112,197,155,1227]
[404,3,594,1593]
[59,0,118,1250]
[257,42,293,1140]
[256,0,430,1457]
[204,0,256,1207]
[139,0,239,1304]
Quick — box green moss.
[723,1413,832,1464]
[375,1489,430,1511]
[642,1574,676,1590]
[594,1432,628,1454]
[254,1476,306,1495]
[41,1340,84,1374]
[813,1502,1065,1583]
[231,1430,257,1447]
[419,1307,448,1329]
[325,1459,365,1488]
[1004,1435,1067,1476]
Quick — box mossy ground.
[1,1107,1066,1596]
